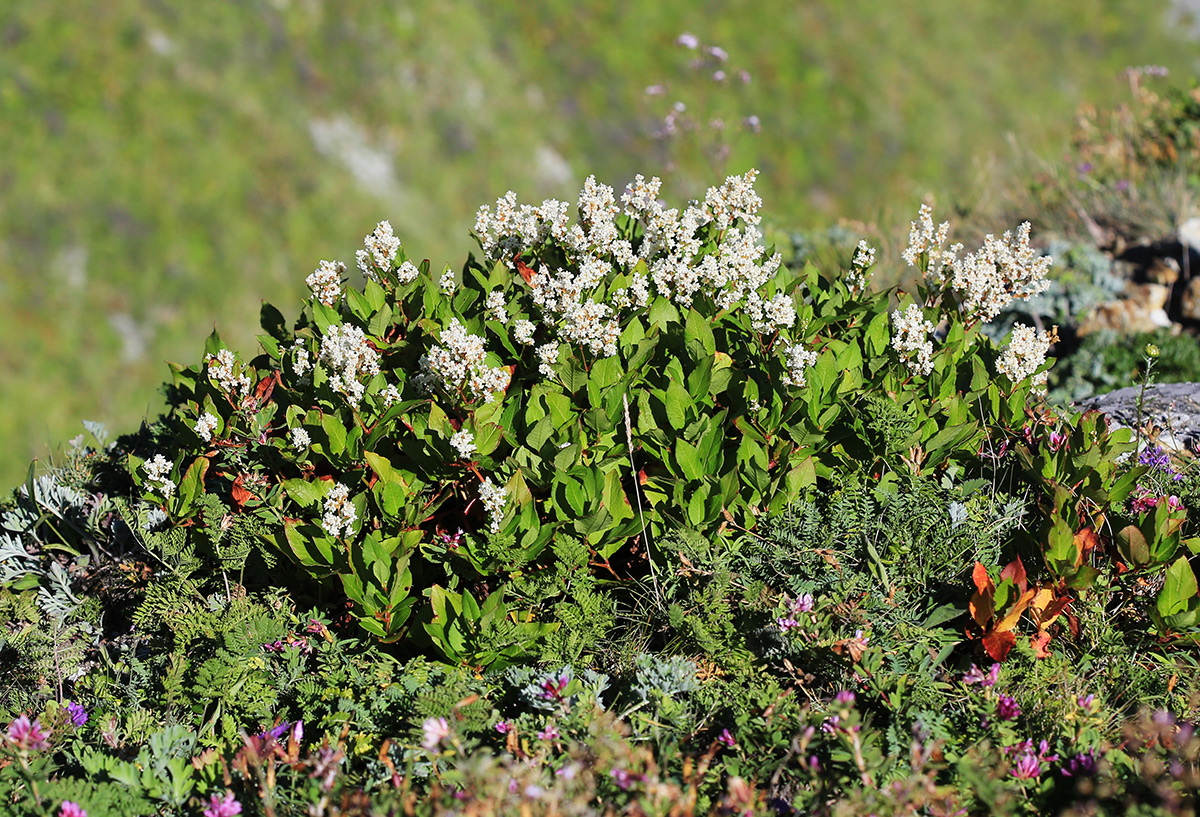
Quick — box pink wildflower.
[6,715,50,752]
[59,803,86,817]
[203,792,242,817]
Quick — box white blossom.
[997,323,1053,390]
[513,319,537,346]
[744,291,796,333]
[439,266,457,294]
[847,239,875,290]
[485,290,508,324]
[306,260,345,306]
[780,342,818,388]
[450,430,477,459]
[321,482,357,539]
[143,454,176,499]
[319,324,381,404]
[290,426,311,451]
[421,319,511,403]
[381,383,401,407]
[891,303,936,377]
[703,169,762,230]
[355,221,400,282]
[536,342,560,378]
[396,260,420,286]
[901,204,961,284]
[291,341,312,378]
[950,223,1053,323]
[194,412,219,443]
[478,477,507,533]
[206,349,250,396]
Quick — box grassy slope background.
[1,0,1197,486]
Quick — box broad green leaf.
[283,478,325,508]
[665,379,691,429]
[675,438,704,481]
[684,308,716,358]
[322,414,348,456]
[1158,556,1199,617]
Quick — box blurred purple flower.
[717,728,737,748]
[1061,750,1098,778]
[495,720,512,734]
[203,792,242,817]
[963,663,1000,687]
[6,715,50,752]
[706,45,729,61]
[537,724,560,741]
[645,84,665,96]
[743,115,761,133]
[676,32,699,49]
[59,803,86,817]
[712,70,726,82]
[835,691,856,706]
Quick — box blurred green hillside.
[1,0,1196,485]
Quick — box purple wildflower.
[835,691,856,706]
[963,663,1000,687]
[717,728,737,748]
[777,616,800,633]
[495,721,512,734]
[537,724,560,741]
[203,792,242,817]
[1139,445,1172,471]
[1061,750,1098,778]
[6,715,50,752]
[65,701,87,727]
[791,593,814,613]
[997,695,1021,721]
[1011,753,1041,780]
[676,33,699,49]
[59,803,86,817]
[611,768,642,790]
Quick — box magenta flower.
[1061,750,1098,778]
[202,792,242,817]
[421,717,450,750]
[717,728,737,748]
[1011,753,1041,780]
[997,695,1021,721]
[791,593,814,613]
[59,802,87,817]
[495,720,512,734]
[963,663,1000,687]
[777,616,800,632]
[834,691,856,706]
[610,768,642,790]
[537,724,560,741]
[6,715,50,752]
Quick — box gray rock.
[1076,382,1200,452]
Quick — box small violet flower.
[1061,749,1098,778]
[65,701,87,727]
[717,728,737,748]
[611,768,642,790]
[537,724,560,741]
[834,691,856,706]
[963,663,1000,687]
[59,803,86,817]
[1011,753,1041,780]
[495,720,512,734]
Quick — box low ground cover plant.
[2,167,1200,815]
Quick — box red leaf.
[971,562,993,595]
[982,629,1016,662]
[1031,631,1053,659]
[1000,556,1027,593]
[514,256,536,284]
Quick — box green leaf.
[1158,556,1199,618]
[865,311,889,357]
[648,297,680,329]
[684,308,716,359]
[283,478,325,508]
[364,278,386,312]
[322,414,348,456]
[665,379,692,430]
[675,438,704,481]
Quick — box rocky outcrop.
[1076,382,1200,452]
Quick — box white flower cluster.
[306,260,345,306]
[472,170,783,325]
[846,239,876,291]
[322,482,357,539]
[950,223,1053,323]
[485,290,508,323]
[319,324,381,404]
[902,204,962,284]
[194,412,219,443]
[381,383,401,407]
[356,221,400,282]
[536,342,560,378]
[780,341,818,387]
[206,349,250,395]
[478,477,507,533]
[290,426,311,451]
[743,290,796,333]
[439,266,457,294]
[450,430,477,459]
[420,319,511,403]
[996,323,1052,390]
[291,341,312,378]
[513,319,537,346]
[396,260,420,286]
[143,454,176,499]
[891,303,936,376]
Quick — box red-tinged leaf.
[1030,587,1072,631]
[969,591,993,630]
[515,256,536,284]
[231,474,252,508]
[995,588,1036,633]
[1000,556,1027,593]
[1075,527,1100,557]
[1031,630,1053,659]
[982,629,1016,662]
[972,562,993,595]
[255,370,279,404]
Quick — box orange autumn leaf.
[1031,630,1053,659]
[994,588,1036,633]
[1029,587,1071,631]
